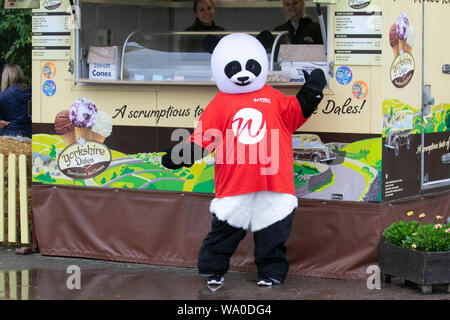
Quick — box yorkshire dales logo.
[390,52,415,89]
[57,138,111,180]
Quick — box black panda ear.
[256,30,274,49]
[203,35,220,54]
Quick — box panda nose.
[237,76,249,82]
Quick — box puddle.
[1,267,448,300]
[0,268,239,300]
[0,270,32,300]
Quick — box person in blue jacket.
[0,64,31,138]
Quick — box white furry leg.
[249,192,298,232]
[209,191,298,232]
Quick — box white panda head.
[207,33,272,94]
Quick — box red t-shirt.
[190,85,307,198]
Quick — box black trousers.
[198,211,294,283]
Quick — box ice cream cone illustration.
[69,97,98,141]
[61,130,76,146]
[389,24,399,57]
[91,132,106,143]
[74,127,93,141]
[396,12,409,56]
[406,25,415,53]
[92,111,113,143]
[54,110,76,146]
[398,39,407,55]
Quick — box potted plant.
[378,212,450,294]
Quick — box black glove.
[296,69,327,118]
[161,147,187,170]
[161,142,206,170]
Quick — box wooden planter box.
[378,242,450,294]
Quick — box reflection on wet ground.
[0,270,31,300]
[0,268,270,300]
[0,268,307,300]
[0,249,449,300]
[0,267,449,300]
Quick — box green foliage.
[383,221,420,246]
[413,117,422,127]
[424,124,436,133]
[299,162,319,173]
[374,160,382,172]
[120,166,134,175]
[34,172,56,183]
[437,122,446,132]
[192,179,215,193]
[445,109,450,129]
[346,148,370,161]
[49,145,57,161]
[401,224,450,252]
[361,166,374,178]
[0,2,32,84]
[383,221,450,252]
[413,124,423,134]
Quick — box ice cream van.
[30,0,449,279]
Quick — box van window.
[74,0,329,84]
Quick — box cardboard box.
[279,44,328,82]
[87,46,121,80]
[281,61,329,83]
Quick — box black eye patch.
[225,61,242,78]
[245,59,261,77]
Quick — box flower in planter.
[383,212,450,252]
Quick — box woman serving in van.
[185,0,225,31]
[274,0,323,44]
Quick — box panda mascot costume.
[162,32,326,287]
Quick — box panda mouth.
[234,76,251,86]
[234,81,251,86]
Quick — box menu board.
[334,0,382,65]
[32,0,72,60]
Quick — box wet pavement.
[0,247,449,300]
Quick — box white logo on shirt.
[254,98,271,104]
[232,108,267,145]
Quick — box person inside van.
[0,64,31,138]
[182,0,226,53]
[185,0,225,31]
[274,0,323,44]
